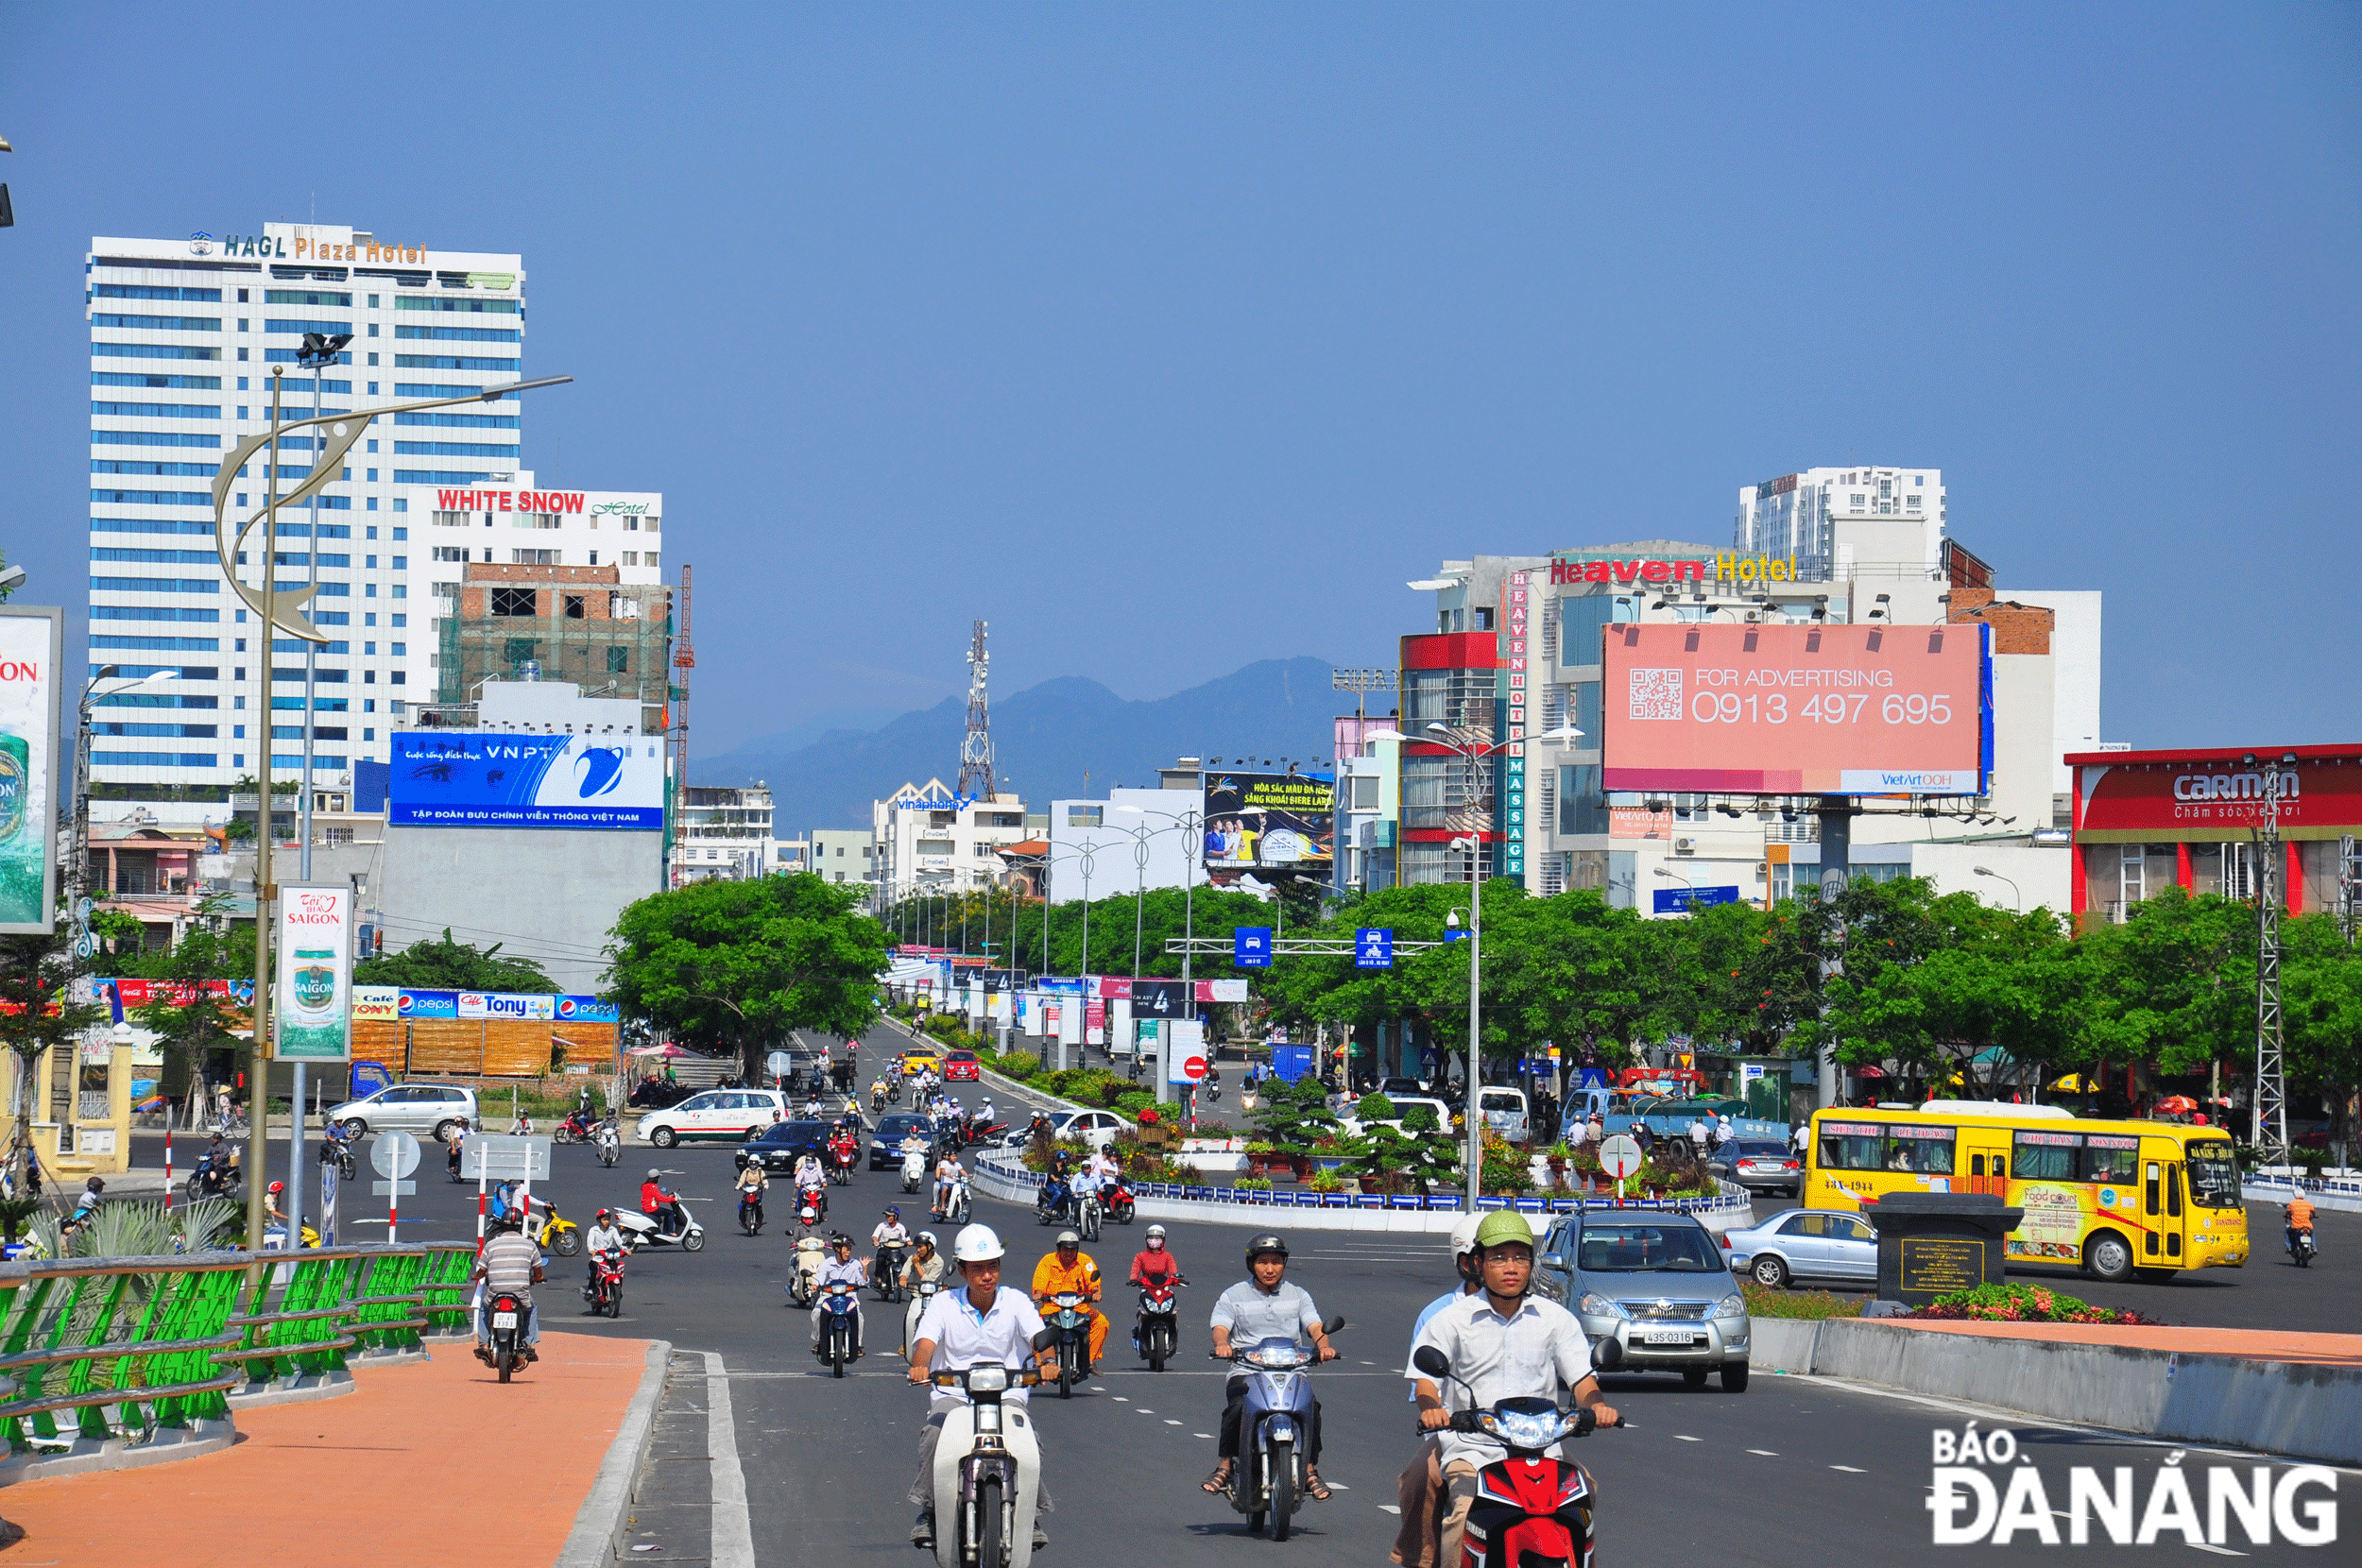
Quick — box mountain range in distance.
[694,656,1362,838]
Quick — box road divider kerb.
[1748,1318,2362,1467]
[556,1337,671,1568]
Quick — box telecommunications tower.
[958,619,995,800]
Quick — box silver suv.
[326,1082,479,1141]
[1534,1212,1753,1392]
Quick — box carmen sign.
[2076,758,2361,833]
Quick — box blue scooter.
[1220,1319,1344,1542]
[815,1281,861,1377]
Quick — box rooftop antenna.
[958,619,995,801]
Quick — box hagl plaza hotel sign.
[1549,553,1801,587]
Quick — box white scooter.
[902,1145,929,1195]
[614,1194,707,1253]
[902,1275,944,1357]
[940,1170,972,1225]
[924,1331,1057,1568]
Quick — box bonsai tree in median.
[1249,1073,1343,1161]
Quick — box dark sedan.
[736,1118,830,1173]
[871,1113,939,1169]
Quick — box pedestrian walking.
[447,1117,470,1182]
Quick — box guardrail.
[0,1239,484,1474]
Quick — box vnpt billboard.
[1602,622,1992,796]
[388,732,665,829]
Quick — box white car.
[327,1083,479,1142]
[1000,1108,1127,1150]
[638,1088,791,1148]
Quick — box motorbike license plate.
[1641,1328,1694,1345]
[492,1311,519,1329]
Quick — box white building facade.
[872,781,1031,898]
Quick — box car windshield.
[762,1121,824,1144]
[2186,1140,2240,1209]
[878,1116,930,1138]
[1574,1223,1723,1272]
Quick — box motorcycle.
[815,1281,861,1376]
[876,1240,908,1303]
[921,1331,1058,1568]
[1219,1317,1346,1541]
[486,1289,530,1383]
[1035,1176,1071,1228]
[1043,1289,1094,1396]
[887,1078,902,1106]
[585,1247,627,1319]
[1134,1277,1186,1372]
[1409,1340,1623,1567]
[902,1147,930,1195]
[830,1142,858,1185]
[1076,1188,1104,1243]
[186,1149,242,1201]
[530,1200,581,1258]
[872,1085,888,1116]
[554,1108,599,1145]
[939,1170,972,1225]
[1107,1180,1136,1226]
[796,1183,828,1230]
[789,1236,827,1307]
[613,1195,707,1253]
[902,1275,944,1356]
[317,1135,357,1183]
[739,1186,766,1236]
[595,1119,622,1167]
[2290,1227,2319,1268]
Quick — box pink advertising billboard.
[1601,622,1992,796]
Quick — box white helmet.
[1449,1212,1484,1259]
[953,1223,1006,1264]
[1145,1223,1168,1239]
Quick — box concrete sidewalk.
[0,1331,657,1565]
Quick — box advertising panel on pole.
[1602,622,1992,795]
[351,985,401,1021]
[1195,978,1249,1003]
[1203,772,1336,871]
[2068,753,2355,835]
[387,730,666,828]
[0,607,62,933]
[556,995,620,1023]
[1651,885,1744,914]
[1166,1019,1207,1084]
[274,883,352,1062]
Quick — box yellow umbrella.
[2049,1074,2086,1093]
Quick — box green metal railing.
[0,1240,479,1459]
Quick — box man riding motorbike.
[933,1148,965,1219]
[642,1168,687,1238]
[1408,1210,1618,1568]
[736,1160,770,1233]
[1129,1223,1186,1356]
[2286,1194,2318,1261]
[584,1208,627,1289]
[471,1210,543,1364]
[874,1206,914,1290]
[1203,1232,1338,1502]
[902,1229,952,1294]
[811,1232,869,1361]
[1031,1231,1108,1369]
[905,1223,1057,1552]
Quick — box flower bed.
[1908,1282,2165,1326]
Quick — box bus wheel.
[2085,1232,2133,1283]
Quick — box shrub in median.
[1909,1281,2164,1326]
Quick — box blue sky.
[4,5,2355,752]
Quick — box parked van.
[1478,1085,1531,1144]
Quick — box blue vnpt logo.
[574,746,625,798]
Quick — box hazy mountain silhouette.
[696,656,1352,836]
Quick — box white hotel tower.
[84,220,663,829]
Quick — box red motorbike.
[1106,1178,1137,1225]
[585,1247,626,1319]
[1412,1342,1622,1568]
[828,1138,858,1185]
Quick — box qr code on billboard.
[1629,669,1683,720]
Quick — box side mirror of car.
[1593,1338,1624,1371]
[1539,1253,1565,1270]
[1412,1345,1450,1379]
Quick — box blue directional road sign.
[1651,885,1743,915]
[1356,928,1394,969]
[1234,927,1274,968]
[1442,929,1469,944]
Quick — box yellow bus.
[1806,1100,2248,1283]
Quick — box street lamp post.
[209,369,571,1256]
[1412,722,1582,1211]
[1973,866,2022,912]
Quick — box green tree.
[354,928,556,994]
[2282,915,2362,1155]
[605,872,888,1077]
[2068,888,2253,1082]
[0,926,108,1184]
[125,897,253,1119]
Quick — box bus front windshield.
[2185,1140,2240,1209]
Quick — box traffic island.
[1747,1316,2362,1466]
[0,1331,662,1565]
[1860,1191,2024,1309]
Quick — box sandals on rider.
[1202,1461,1232,1494]
[1303,1470,1331,1502]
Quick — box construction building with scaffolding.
[435,563,674,735]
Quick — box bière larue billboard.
[1602,622,1991,796]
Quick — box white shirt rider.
[873,1217,912,1249]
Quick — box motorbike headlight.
[966,1364,1009,1393]
[1712,1293,1747,1320]
[1479,1406,1570,1450]
[1577,1292,1632,1321]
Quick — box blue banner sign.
[1652,885,1743,914]
[1355,928,1393,969]
[1234,928,1273,968]
[388,731,666,829]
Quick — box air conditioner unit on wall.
[1673,837,1695,855]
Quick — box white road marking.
[1113,1396,1128,1402]
[1195,1433,1213,1439]
[1830,1465,1866,1474]
[1378,1505,1402,1515]
[1166,1420,1182,1425]
[702,1351,756,1568]
[2188,1547,2248,1558]
[1674,1435,1702,1443]
[1746,1449,1778,1457]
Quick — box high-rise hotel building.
[84,221,666,828]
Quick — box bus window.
[2082,1134,2140,1184]
[2012,1129,2081,1182]
[2165,1164,2182,1219]
[1818,1121,1885,1171]
[1970,1154,1987,1177]
[1884,1125,1956,1174]
[2185,1140,2240,1208]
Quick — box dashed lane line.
[1745,1449,1779,1457]
[1830,1465,1866,1474]
[1674,1436,1702,1443]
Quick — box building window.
[1349,775,1378,810]
[490,588,537,616]
[503,639,538,667]
[607,646,629,673]
[1472,605,1495,631]
[563,594,586,620]
[1067,806,1103,827]
[510,549,556,566]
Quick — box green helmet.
[1472,1210,1535,1254]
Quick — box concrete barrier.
[2244,1174,2362,1215]
[1742,1317,2362,1467]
